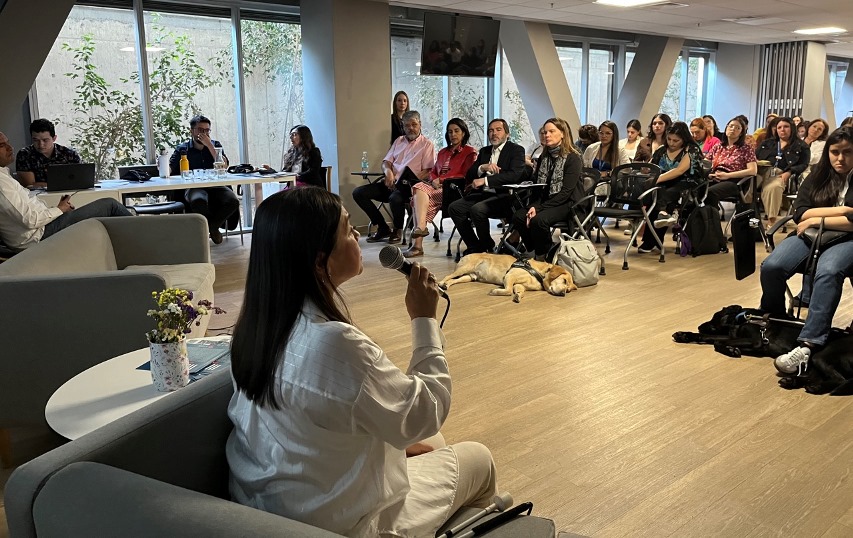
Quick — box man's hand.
[58,195,75,213]
[384,171,396,189]
[480,163,501,175]
[405,263,439,320]
[432,179,441,189]
[472,177,486,189]
[796,217,819,236]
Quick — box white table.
[45,336,231,440]
[36,172,296,207]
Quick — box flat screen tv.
[420,12,500,77]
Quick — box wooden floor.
[4,218,853,537]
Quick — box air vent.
[722,16,792,26]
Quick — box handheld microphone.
[378,245,448,298]
[437,493,513,538]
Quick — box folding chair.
[581,163,663,270]
[549,168,605,242]
[442,180,467,262]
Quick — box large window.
[829,61,849,109]
[556,45,582,121]
[500,55,535,150]
[391,37,445,149]
[33,6,143,179]
[449,78,487,148]
[143,11,236,162]
[662,51,709,122]
[588,47,615,126]
[240,18,304,168]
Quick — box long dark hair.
[231,188,351,409]
[392,90,410,117]
[445,117,471,147]
[290,124,316,152]
[702,114,724,141]
[809,127,853,208]
[647,113,673,143]
[666,121,700,152]
[598,120,620,166]
[720,117,747,148]
[626,119,642,138]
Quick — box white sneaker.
[774,346,811,375]
[624,228,633,236]
[654,211,676,228]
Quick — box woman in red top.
[405,118,477,258]
[704,116,758,208]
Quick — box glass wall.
[587,47,614,126]
[143,11,236,163]
[500,55,535,150]
[240,18,304,168]
[556,44,582,121]
[33,6,143,179]
[828,61,849,109]
[449,78,487,148]
[391,36,445,149]
[660,55,683,120]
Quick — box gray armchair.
[0,214,214,464]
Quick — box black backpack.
[682,204,728,256]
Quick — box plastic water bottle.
[361,152,369,174]
[158,148,170,178]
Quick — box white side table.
[45,336,230,440]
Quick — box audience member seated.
[802,118,829,179]
[755,116,810,230]
[227,187,497,537]
[689,117,721,154]
[0,130,132,250]
[792,115,803,127]
[405,118,476,258]
[759,127,853,375]
[796,120,809,140]
[281,124,323,188]
[511,118,583,260]
[169,114,239,244]
[619,119,643,161]
[736,114,756,148]
[705,117,758,208]
[841,117,853,128]
[582,120,630,177]
[14,118,82,189]
[525,126,546,168]
[574,124,599,155]
[448,118,526,254]
[752,113,779,148]
[638,122,704,253]
[703,115,724,142]
[634,113,672,163]
[353,110,435,245]
[390,91,409,145]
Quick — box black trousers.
[448,191,513,252]
[352,181,408,230]
[704,180,741,208]
[512,205,571,256]
[185,187,240,232]
[641,181,687,247]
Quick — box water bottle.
[361,152,369,174]
[214,147,227,178]
[158,148,170,178]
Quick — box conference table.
[35,171,297,208]
[45,336,231,440]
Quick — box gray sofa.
[0,214,214,436]
[5,370,555,537]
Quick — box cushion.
[0,219,117,276]
[126,263,216,337]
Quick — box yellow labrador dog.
[439,253,577,303]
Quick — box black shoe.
[387,229,402,244]
[366,227,391,243]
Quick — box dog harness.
[507,259,545,287]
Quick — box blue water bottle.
[361,152,369,174]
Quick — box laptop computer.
[46,163,96,192]
[118,164,159,180]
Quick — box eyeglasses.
[194,128,212,134]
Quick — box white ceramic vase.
[148,338,190,392]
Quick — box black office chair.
[549,168,604,242]
[580,163,663,270]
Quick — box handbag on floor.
[550,233,602,287]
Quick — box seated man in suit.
[352,110,435,244]
[448,118,526,254]
[0,131,132,250]
[169,115,239,244]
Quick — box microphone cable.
[439,291,450,328]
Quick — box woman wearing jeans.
[760,126,853,375]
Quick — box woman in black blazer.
[755,117,810,229]
[281,125,324,188]
[391,91,409,144]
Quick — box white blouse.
[226,304,450,537]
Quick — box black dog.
[672,304,800,358]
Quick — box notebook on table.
[46,163,96,191]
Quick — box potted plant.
[147,288,224,392]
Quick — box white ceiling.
[389,0,853,58]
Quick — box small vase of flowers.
[146,288,224,392]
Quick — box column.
[500,19,580,132]
[802,42,827,121]
[301,0,391,223]
[610,35,683,128]
[709,43,761,128]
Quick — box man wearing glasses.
[169,115,239,244]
